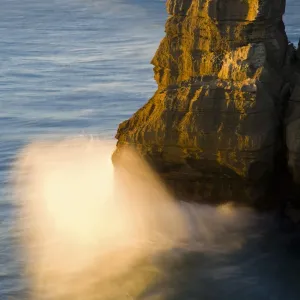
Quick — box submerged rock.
[113,0,290,209]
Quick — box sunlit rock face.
[114,0,289,208]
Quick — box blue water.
[1,0,300,299]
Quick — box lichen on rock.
[113,0,289,209]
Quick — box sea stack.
[113,0,289,208]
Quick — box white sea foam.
[13,137,256,300]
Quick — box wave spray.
[14,137,255,300]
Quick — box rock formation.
[285,41,300,209]
[113,0,290,209]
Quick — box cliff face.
[114,0,289,208]
[286,43,300,206]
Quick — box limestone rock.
[113,0,289,208]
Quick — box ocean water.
[1,0,300,299]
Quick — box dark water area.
[1,0,300,299]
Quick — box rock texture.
[113,0,290,209]
[285,42,300,206]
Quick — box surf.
[13,137,271,300]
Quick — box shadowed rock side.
[284,42,300,214]
[113,0,289,209]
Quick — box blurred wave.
[13,138,261,300]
